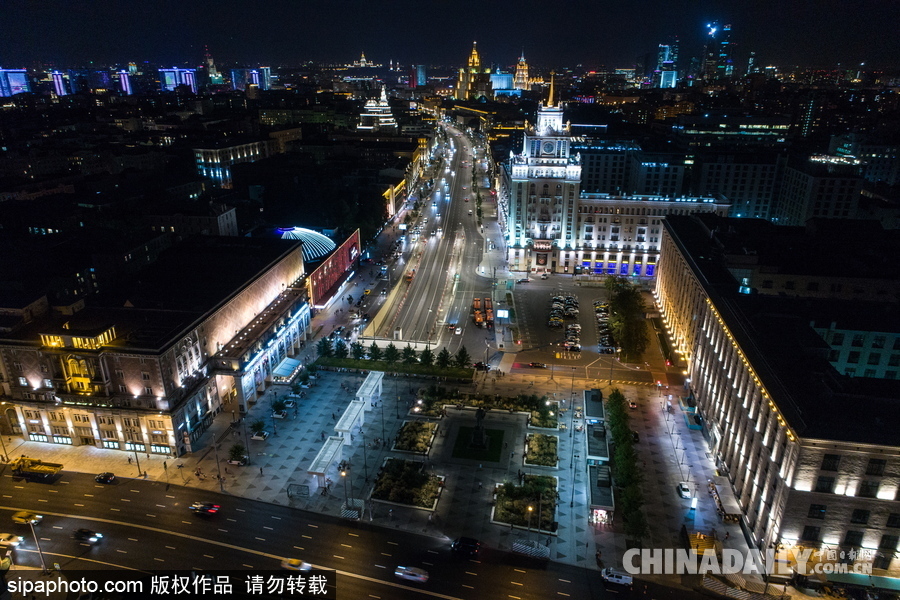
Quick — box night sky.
[2,0,897,70]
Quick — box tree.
[316,338,333,358]
[334,338,349,359]
[384,343,400,365]
[454,346,472,368]
[271,398,287,413]
[402,344,418,365]
[436,347,452,369]
[419,347,435,367]
[623,506,649,543]
[368,342,383,362]
[250,419,267,436]
[228,443,247,462]
[350,341,366,360]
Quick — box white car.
[455,327,462,335]
[251,431,270,441]
[677,482,692,498]
[281,559,312,571]
[0,533,23,547]
[394,566,429,583]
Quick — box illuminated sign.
[533,241,552,251]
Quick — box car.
[473,362,489,371]
[629,400,638,409]
[272,410,287,419]
[632,430,640,443]
[516,278,530,283]
[189,502,220,515]
[72,529,103,544]
[0,533,23,548]
[281,558,313,571]
[464,197,469,202]
[251,431,270,441]
[11,512,42,525]
[364,289,371,295]
[600,568,633,588]
[455,327,462,335]
[451,537,481,557]
[381,288,387,295]
[95,472,116,484]
[529,362,547,368]
[394,566,429,583]
[540,273,549,280]
[283,399,296,409]
[677,482,692,499]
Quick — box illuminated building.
[655,38,678,88]
[701,22,734,80]
[655,213,900,578]
[409,65,426,88]
[0,68,31,97]
[0,237,311,457]
[250,67,271,91]
[673,113,791,149]
[204,46,223,85]
[774,155,863,225]
[349,52,381,68]
[159,68,197,93]
[456,42,491,100]
[514,53,529,90]
[193,139,276,189]
[118,70,132,95]
[357,86,397,132]
[51,71,68,96]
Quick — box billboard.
[308,229,361,307]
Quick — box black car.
[72,529,103,544]
[473,362,489,371]
[190,501,220,515]
[95,472,116,484]
[529,362,547,368]
[451,537,481,557]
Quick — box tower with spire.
[503,73,581,273]
[514,52,530,90]
[456,42,491,100]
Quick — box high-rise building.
[456,42,491,100]
[118,70,132,95]
[51,71,68,96]
[159,68,197,93]
[655,38,679,88]
[249,67,271,91]
[204,46,223,85]
[0,68,30,96]
[701,22,734,80]
[357,86,397,133]
[514,53,530,90]
[774,155,863,225]
[408,65,427,88]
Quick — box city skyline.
[2,0,898,70]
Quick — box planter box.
[391,420,438,455]
[370,457,443,511]
[523,433,560,469]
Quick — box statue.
[470,407,489,449]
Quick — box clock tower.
[503,74,582,274]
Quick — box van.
[600,568,633,587]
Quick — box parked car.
[95,472,116,484]
[629,400,638,409]
[600,568,633,588]
[677,482,692,499]
[283,400,296,409]
[251,431,270,441]
[516,278,530,283]
[394,566,429,583]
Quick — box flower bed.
[417,386,558,428]
[524,433,559,467]
[492,474,558,532]
[393,420,437,454]
[371,458,442,509]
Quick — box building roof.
[276,227,337,262]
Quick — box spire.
[380,85,387,103]
[468,41,481,70]
[547,72,555,107]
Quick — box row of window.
[822,455,886,475]
[800,526,898,554]
[809,506,900,529]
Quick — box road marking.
[271,516,281,520]
[558,579,570,583]
[302,535,312,539]
[509,596,522,599]
[369,596,381,599]
[557,593,570,597]
[423,561,433,566]
[375,565,386,569]
[511,581,523,586]
[74,503,84,507]
[203,555,214,559]
[307,524,318,528]
[120,499,130,502]
[49,490,58,493]
[227,518,237,522]
[387,541,398,545]
[514,569,526,573]
[254,537,265,541]
[427,550,438,554]
[348,533,359,537]
[156,504,166,508]
[1,495,10,498]
[380,553,391,557]
[39,537,51,541]
[116,549,127,554]
[84,494,94,497]
[52,526,62,530]
[181,520,191,524]
[263,526,273,530]
[242,564,253,568]
[110,508,120,511]
[146,514,156,518]
[165,546,176,550]
[333,555,344,560]
[465,572,477,576]
[154,558,164,562]
[38,499,47,502]
[235,508,245,512]
[128,538,138,542]
[129,490,140,493]
[463,585,474,589]
[166,495,175,499]
[340,544,352,549]
[292,546,304,551]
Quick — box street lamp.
[213,442,225,493]
[362,431,369,482]
[527,505,534,538]
[340,469,350,506]
[27,520,47,573]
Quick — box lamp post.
[527,505,533,538]
[362,431,369,482]
[570,367,576,406]
[0,426,9,462]
[340,469,350,506]
[213,442,225,493]
[28,520,48,573]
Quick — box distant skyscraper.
[51,71,67,96]
[231,68,250,91]
[409,65,426,88]
[0,69,31,96]
[249,67,271,91]
[514,53,530,90]
[746,51,757,75]
[118,70,132,95]
[159,68,197,93]
[456,42,491,100]
[655,37,679,88]
[701,22,734,80]
[204,46,223,85]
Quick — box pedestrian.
[332,413,336,421]
[128,457,132,464]
[260,467,264,476]
[510,451,514,460]
[725,531,730,541]
[504,442,508,449]
[478,481,483,489]
[225,468,230,475]
[321,432,326,441]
